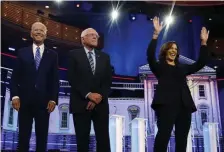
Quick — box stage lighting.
[8,47,15,51]
[165,15,174,25]
[129,14,136,21]
[111,9,119,21]
[55,0,62,3]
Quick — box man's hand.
[47,101,56,113]
[86,101,96,110]
[12,98,20,111]
[200,27,209,45]
[87,93,102,104]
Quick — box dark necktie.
[35,47,41,70]
[88,51,95,74]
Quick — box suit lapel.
[37,47,50,73]
[26,46,36,73]
[94,50,102,76]
[80,48,94,75]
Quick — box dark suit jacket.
[147,39,209,113]
[10,45,59,107]
[68,48,112,113]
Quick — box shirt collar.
[84,47,95,55]
[33,43,44,51]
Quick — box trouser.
[154,104,192,152]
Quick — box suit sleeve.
[68,51,90,99]
[10,50,22,100]
[50,53,59,104]
[147,39,160,78]
[182,45,209,75]
[99,55,112,101]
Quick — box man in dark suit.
[68,28,112,152]
[10,22,59,152]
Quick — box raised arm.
[147,16,163,77]
[183,27,210,75]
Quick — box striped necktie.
[35,46,41,70]
[88,51,95,74]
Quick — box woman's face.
[166,43,178,62]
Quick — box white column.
[186,124,193,152]
[143,79,149,123]
[109,115,125,152]
[131,118,147,152]
[209,80,215,123]
[188,78,198,134]
[213,80,222,133]
[209,80,218,122]
[203,123,218,152]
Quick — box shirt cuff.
[85,92,91,99]
[50,101,56,104]
[12,96,19,100]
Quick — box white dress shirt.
[33,43,44,58]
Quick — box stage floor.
[1,129,224,152]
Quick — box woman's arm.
[147,34,160,77]
[182,44,209,75]
[182,27,210,75]
[147,16,164,77]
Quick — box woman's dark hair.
[158,41,180,64]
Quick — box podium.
[109,115,125,152]
[203,123,219,152]
[186,126,193,152]
[131,118,147,152]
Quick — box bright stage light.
[111,9,119,21]
[55,0,62,3]
[165,15,174,25]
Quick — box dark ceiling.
[10,1,224,30]
[2,1,224,77]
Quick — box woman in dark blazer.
[147,16,210,152]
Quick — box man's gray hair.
[31,22,47,34]
[81,28,98,37]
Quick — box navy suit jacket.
[10,45,59,107]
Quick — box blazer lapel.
[94,50,102,76]
[27,46,36,73]
[80,48,94,75]
[37,47,50,73]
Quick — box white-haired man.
[10,22,59,152]
[68,28,112,152]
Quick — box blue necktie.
[35,47,41,70]
[88,52,95,74]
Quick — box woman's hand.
[153,16,163,35]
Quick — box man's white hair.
[31,22,47,34]
[81,28,98,37]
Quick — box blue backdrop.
[90,13,204,76]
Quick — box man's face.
[82,30,99,48]
[30,23,46,44]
